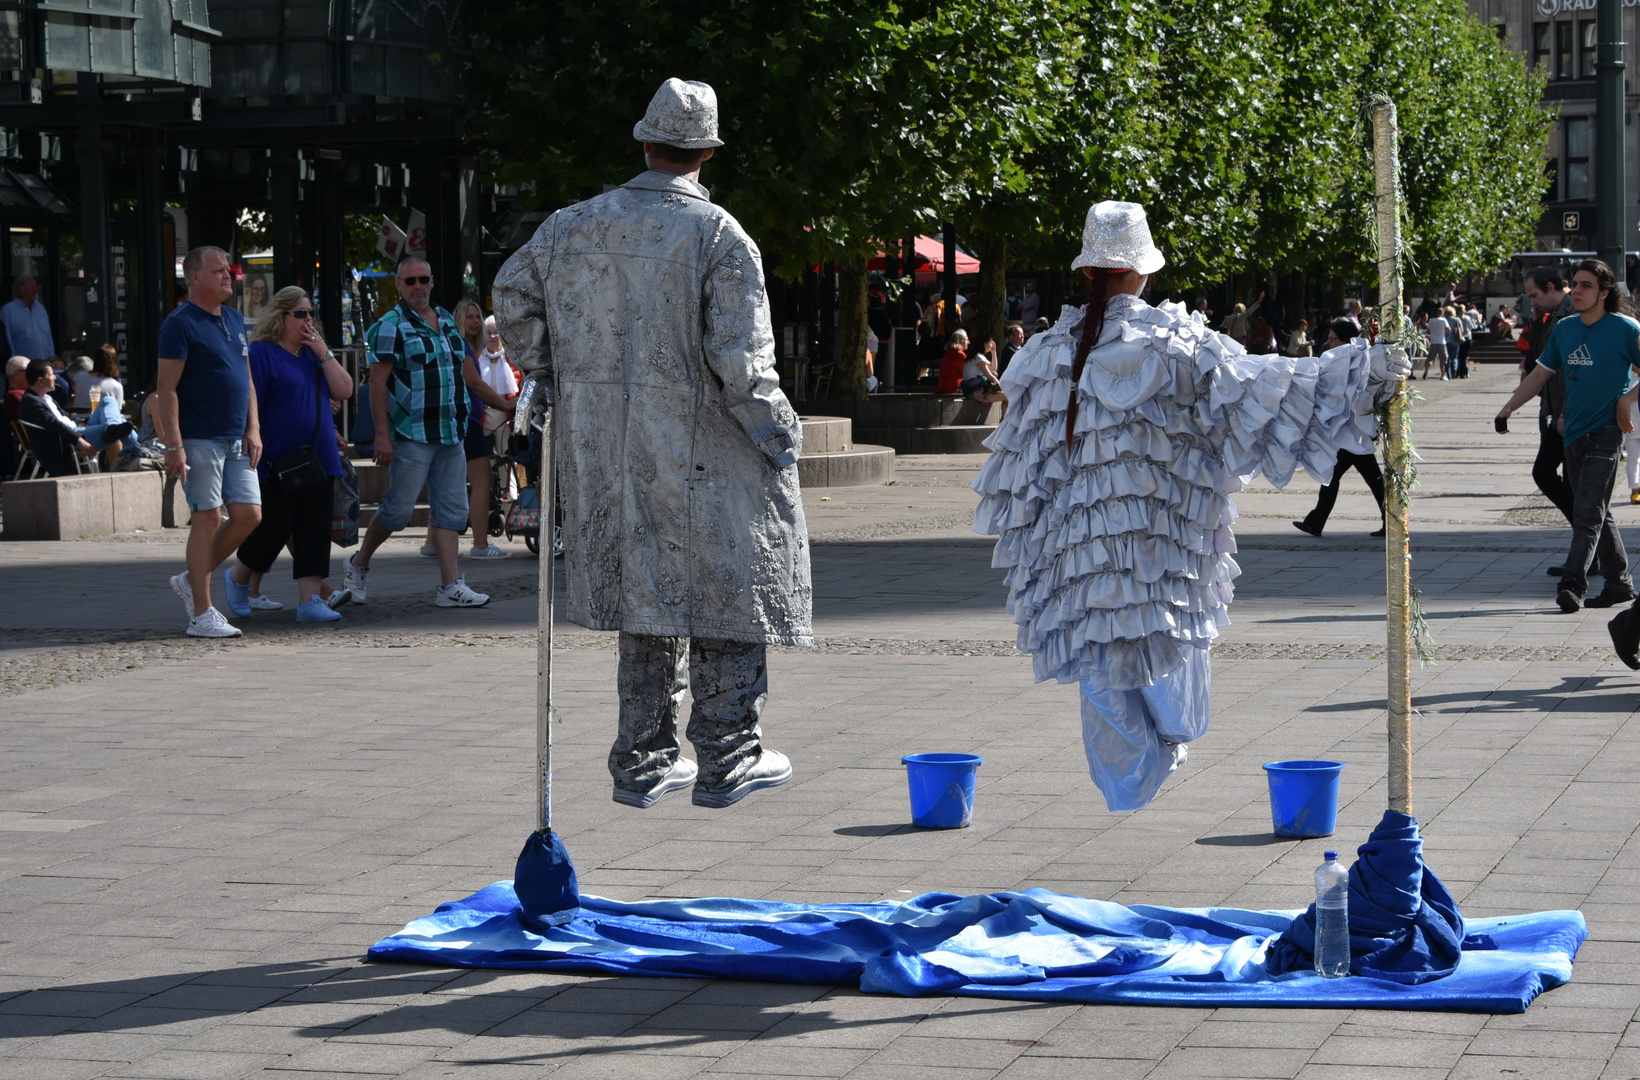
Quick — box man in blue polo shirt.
[1497,259,1640,614]
[153,245,264,638]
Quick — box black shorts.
[464,420,490,463]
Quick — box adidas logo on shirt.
[1568,343,1593,365]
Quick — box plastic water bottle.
[1314,850,1351,978]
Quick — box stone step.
[818,394,1002,430]
[798,416,851,454]
[1,470,164,540]
[856,425,993,455]
[797,443,895,488]
[797,416,894,487]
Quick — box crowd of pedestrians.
[141,246,523,638]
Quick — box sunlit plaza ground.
[1,363,1638,1079]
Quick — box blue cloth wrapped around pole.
[368,881,1584,1013]
[1266,810,1478,983]
[512,829,579,929]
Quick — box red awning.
[868,236,980,275]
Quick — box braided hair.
[1066,268,1132,451]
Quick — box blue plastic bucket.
[1263,760,1346,838]
[903,753,983,829]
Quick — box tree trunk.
[973,231,1008,348]
[831,254,870,401]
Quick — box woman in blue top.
[224,286,355,623]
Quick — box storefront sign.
[1538,0,1639,15]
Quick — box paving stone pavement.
[2,363,1640,1079]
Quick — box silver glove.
[1368,343,1411,402]
[513,373,553,436]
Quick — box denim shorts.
[375,438,467,533]
[181,438,262,513]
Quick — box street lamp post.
[1596,0,1627,286]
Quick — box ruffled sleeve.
[1191,326,1378,487]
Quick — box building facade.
[0,0,472,391]
[1475,0,1640,251]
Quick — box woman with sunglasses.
[223,286,355,623]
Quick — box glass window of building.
[1533,22,1550,66]
[1566,116,1591,200]
[10,227,43,279]
[1557,21,1574,79]
[1580,20,1596,78]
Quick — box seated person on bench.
[17,358,130,476]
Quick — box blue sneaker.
[296,597,342,623]
[225,576,252,617]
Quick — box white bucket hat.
[632,78,724,149]
[1070,201,1165,276]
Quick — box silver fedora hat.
[1070,201,1165,276]
[632,77,724,149]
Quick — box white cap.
[1070,201,1165,276]
[632,78,724,149]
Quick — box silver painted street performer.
[494,78,810,810]
[972,202,1410,812]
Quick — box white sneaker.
[434,577,490,607]
[324,588,352,610]
[344,554,369,604]
[468,544,512,559]
[419,544,438,558]
[186,607,242,638]
[247,594,284,611]
[170,571,194,618]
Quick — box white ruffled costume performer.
[972,202,1407,812]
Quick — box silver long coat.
[492,170,812,647]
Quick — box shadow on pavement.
[1307,674,1638,715]
[0,959,1056,1048]
[1194,834,1295,848]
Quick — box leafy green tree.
[470,0,1549,376]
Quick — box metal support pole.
[271,156,297,289]
[136,143,166,390]
[1372,100,1413,818]
[316,154,344,343]
[76,118,109,350]
[535,394,555,834]
[1597,0,1628,283]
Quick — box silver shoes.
[612,756,698,808]
[691,749,792,808]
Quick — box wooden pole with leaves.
[1372,97,1413,817]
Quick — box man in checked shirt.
[343,255,489,608]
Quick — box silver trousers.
[612,631,768,791]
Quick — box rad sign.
[1537,0,1638,14]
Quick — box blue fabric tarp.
[368,884,1585,1013]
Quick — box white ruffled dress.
[972,294,1380,810]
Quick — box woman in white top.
[1423,308,1450,379]
[80,346,128,468]
[473,316,520,440]
[960,333,1007,406]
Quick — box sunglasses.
[399,276,432,286]
[288,309,314,319]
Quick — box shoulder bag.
[271,360,330,498]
